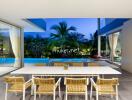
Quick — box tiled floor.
[0,70,132,100]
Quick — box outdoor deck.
[0,70,132,100]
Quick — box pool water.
[0,58,94,64]
[49,58,94,63]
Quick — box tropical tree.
[66,32,85,48]
[0,33,3,40]
[24,21,99,58]
[0,33,3,56]
[50,21,76,50]
[90,31,98,56]
[24,34,46,57]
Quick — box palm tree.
[24,34,45,57]
[50,21,76,50]
[0,33,3,40]
[66,32,84,48]
[0,33,3,57]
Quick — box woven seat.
[53,62,66,66]
[71,62,84,67]
[88,62,99,66]
[33,77,61,100]
[67,85,86,93]
[98,85,115,95]
[8,82,31,92]
[35,63,47,66]
[4,76,32,100]
[37,85,54,94]
[90,78,119,100]
[65,78,89,100]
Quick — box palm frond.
[50,33,60,38]
[50,25,61,33]
[67,26,76,31]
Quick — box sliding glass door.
[0,21,22,68]
[108,32,121,63]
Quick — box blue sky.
[24,18,98,39]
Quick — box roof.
[27,18,46,31]
[100,18,129,35]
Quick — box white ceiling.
[0,0,132,29]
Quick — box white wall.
[121,19,132,72]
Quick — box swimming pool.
[0,58,94,64]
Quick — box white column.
[105,36,108,56]
[98,36,101,57]
[20,28,24,67]
[97,18,101,57]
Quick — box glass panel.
[24,18,97,66]
[106,32,121,64]
[0,21,21,67]
[114,33,122,63]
